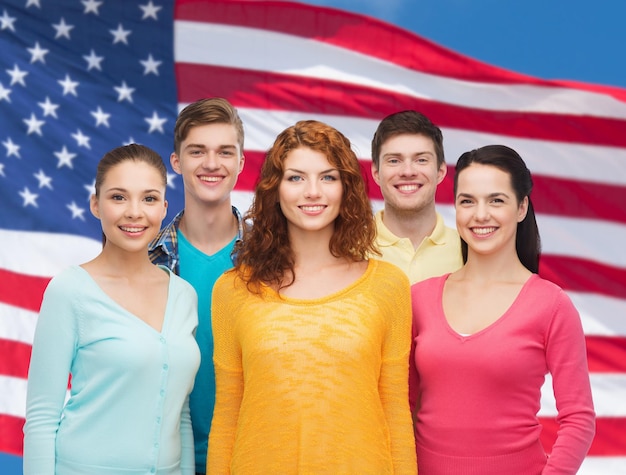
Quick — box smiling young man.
[371,110,462,283]
[148,97,245,475]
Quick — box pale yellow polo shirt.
[374,210,463,284]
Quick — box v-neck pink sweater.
[409,274,595,475]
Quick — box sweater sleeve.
[377,265,418,474]
[542,289,595,475]
[23,273,79,475]
[180,395,195,474]
[207,272,244,474]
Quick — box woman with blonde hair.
[208,120,416,474]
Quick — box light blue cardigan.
[24,265,200,475]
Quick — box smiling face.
[278,147,343,238]
[455,163,528,259]
[372,133,446,215]
[170,123,245,208]
[91,160,168,253]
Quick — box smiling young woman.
[208,120,417,474]
[409,145,595,475]
[24,144,200,475]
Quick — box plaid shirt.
[148,206,245,275]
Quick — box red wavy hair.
[236,120,378,293]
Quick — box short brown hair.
[173,97,244,154]
[371,110,444,169]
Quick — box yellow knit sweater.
[208,259,416,474]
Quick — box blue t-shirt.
[178,230,236,473]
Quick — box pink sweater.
[409,274,595,475]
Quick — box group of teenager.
[23,97,595,474]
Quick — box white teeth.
[473,227,496,235]
[397,184,419,192]
[200,176,222,182]
[120,226,144,233]
[301,205,324,212]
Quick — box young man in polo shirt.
[371,110,462,283]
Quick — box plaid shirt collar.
[148,206,244,274]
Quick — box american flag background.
[1,0,625,473]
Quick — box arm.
[207,273,244,474]
[408,288,419,424]
[23,275,79,475]
[542,290,595,475]
[179,395,195,474]
[378,270,418,475]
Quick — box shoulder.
[214,268,248,295]
[44,266,88,295]
[164,267,195,294]
[366,260,411,303]
[526,274,578,315]
[149,210,183,251]
[411,273,447,295]
[526,274,571,302]
[369,259,408,282]
[433,212,460,241]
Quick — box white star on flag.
[71,129,91,149]
[139,2,162,21]
[27,42,49,63]
[52,18,74,40]
[67,201,86,220]
[54,146,77,168]
[34,169,53,190]
[0,83,11,102]
[110,23,131,44]
[58,74,79,96]
[140,54,161,75]
[114,81,135,102]
[91,107,111,127]
[38,97,59,118]
[81,0,102,15]
[7,64,27,86]
[83,49,104,71]
[145,111,167,133]
[18,187,38,207]
[2,137,20,158]
[23,114,45,136]
[0,9,16,31]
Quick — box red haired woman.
[208,120,416,474]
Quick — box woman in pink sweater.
[409,145,595,474]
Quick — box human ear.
[89,194,100,219]
[170,152,182,175]
[371,162,381,186]
[517,196,529,222]
[436,161,447,185]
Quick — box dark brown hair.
[371,110,444,169]
[454,144,541,273]
[94,143,167,244]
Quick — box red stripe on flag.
[175,0,626,105]
[540,417,626,456]
[176,0,610,93]
[586,337,626,373]
[176,63,626,149]
[0,340,31,380]
[0,415,24,456]
[539,255,626,300]
[0,269,49,313]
